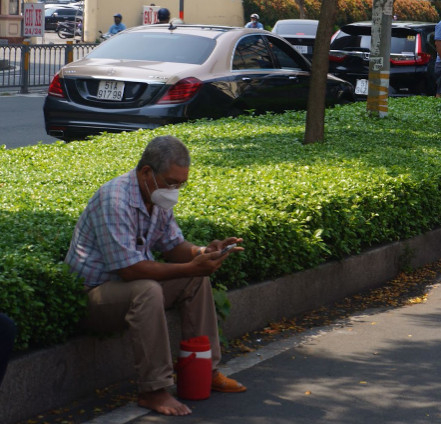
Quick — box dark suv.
[45,6,83,31]
[329,21,437,98]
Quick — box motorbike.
[98,30,113,42]
[56,20,82,39]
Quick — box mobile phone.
[220,243,237,255]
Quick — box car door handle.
[242,77,251,82]
[289,76,298,80]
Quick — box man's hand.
[190,251,229,275]
[205,237,244,257]
[118,250,229,281]
[188,237,244,275]
[118,237,244,282]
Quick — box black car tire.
[418,78,435,96]
[227,107,243,118]
[61,135,76,142]
[56,28,68,39]
[338,96,354,105]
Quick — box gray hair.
[136,135,190,173]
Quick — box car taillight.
[390,51,431,66]
[48,73,65,98]
[329,51,347,63]
[415,33,431,65]
[415,52,431,65]
[390,34,431,66]
[330,30,340,44]
[390,54,416,65]
[156,77,202,104]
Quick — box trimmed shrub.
[336,0,372,27]
[433,0,441,17]
[394,0,439,22]
[243,0,439,28]
[1,96,441,350]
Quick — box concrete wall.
[84,0,244,43]
[0,0,40,43]
[1,228,441,423]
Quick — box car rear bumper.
[330,66,434,98]
[43,96,188,140]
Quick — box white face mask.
[144,171,181,211]
[150,188,179,210]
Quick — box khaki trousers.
[83,276,221,393]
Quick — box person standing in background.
[109,13,126,34]
[245,13,263,29]
[156,8,171,24]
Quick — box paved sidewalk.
[77,279,441,424]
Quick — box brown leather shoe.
[211,371,247,393]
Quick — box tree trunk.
[303,0,337,144]
[296,0,305,19]
[367,0,393,117]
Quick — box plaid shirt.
[65,169,184,287]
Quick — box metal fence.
[0,42,98,93]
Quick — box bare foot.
[138,389,192,416]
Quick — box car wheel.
[60,133,76,142]
[336,98,351,106]
[57,29,68,39]
[227,104,245,118]
[420,78,436,96]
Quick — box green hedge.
[1,96,441,350]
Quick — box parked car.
[272,19,319,60]
[329,21,437,98]
[39,0,74,4]
[44,24,354,141]
[45,6,82,31]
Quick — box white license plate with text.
[97,80,125,101]
[294,45,308,54]
[355,79,369,96]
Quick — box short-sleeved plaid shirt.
[65,169,185,287]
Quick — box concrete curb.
[223,228,441,338]
[1,228,440,424]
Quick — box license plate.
[97,80,125,101]
[355,79,369,96]
[294,45,308,54]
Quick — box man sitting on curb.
[65,135,246,416]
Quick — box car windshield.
[332,30,416,54]
[276,22,317,36]
[87,32,216,65]
[62,9,79,15]
[45,8,58,15]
